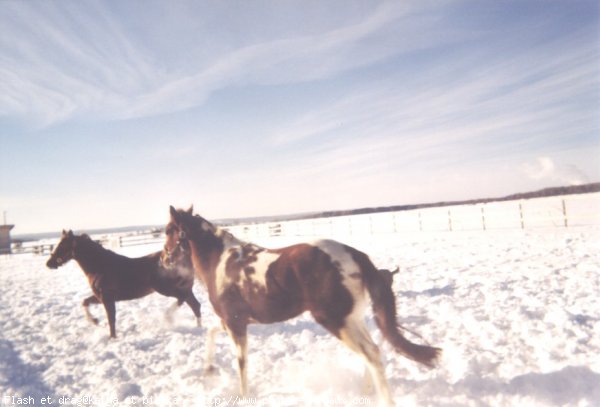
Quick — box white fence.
[7,193,600,255]
[9,230,164,255]
[224,193,600,240]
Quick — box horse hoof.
[204,365,217,375]
[92,318,99,325]
[196,318,202,328]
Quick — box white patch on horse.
[214,233,247,295]
[215,247,280,296]
[243,251,280,290]
[313,239,366,304]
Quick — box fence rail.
[225,193,600,240]
[9,230,164,256]
[10,242,55,255]
[6,193,600,256]
[117,233,164,248]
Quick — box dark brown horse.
[164,206,440,406]
[46,230,201,338]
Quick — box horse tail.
[363,262,441,368]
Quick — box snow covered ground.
[1,226,599,406]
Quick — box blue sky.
[1,0,599,234]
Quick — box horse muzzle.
[46,259,58,269]
[46,257,64,269]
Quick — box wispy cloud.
[0,1,441,126]
[269,26,599,168]
[0,1,159,127]
[117,2,443,119]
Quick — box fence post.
[418,212,423,231]
[562,199,568,228]
[519,202,525,229]
[448,209,453,231]
[481,206,487,231]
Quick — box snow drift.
[1,224,599,406]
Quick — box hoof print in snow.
[205,365,218,375]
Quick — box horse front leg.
[204,324,223,374]
[102,299,117,338]
[164,299,183,324]
[82,295,100,325]
[183,291,202,327]
[224,322,249,396]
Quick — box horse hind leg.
[82,295,100,325]
[338,318,394,407]
[362,335,387,395]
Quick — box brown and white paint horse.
[47,230,201,338]
[164,207,441,406]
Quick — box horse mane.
[74,234,122,260]
[216,227,245,247]
[185,212,246,248]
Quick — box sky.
[1,0,599,234]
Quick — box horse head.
[161,205,195,268]
[164,205,236,275]
[46,230,77,269]
[166,205,218,239]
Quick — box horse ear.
[187,205,193,215]
[62,229,67,236]
[169,205,178,219]
[68,230,74,237]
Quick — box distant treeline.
[226,182,600,225]
[305,183,600,220]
